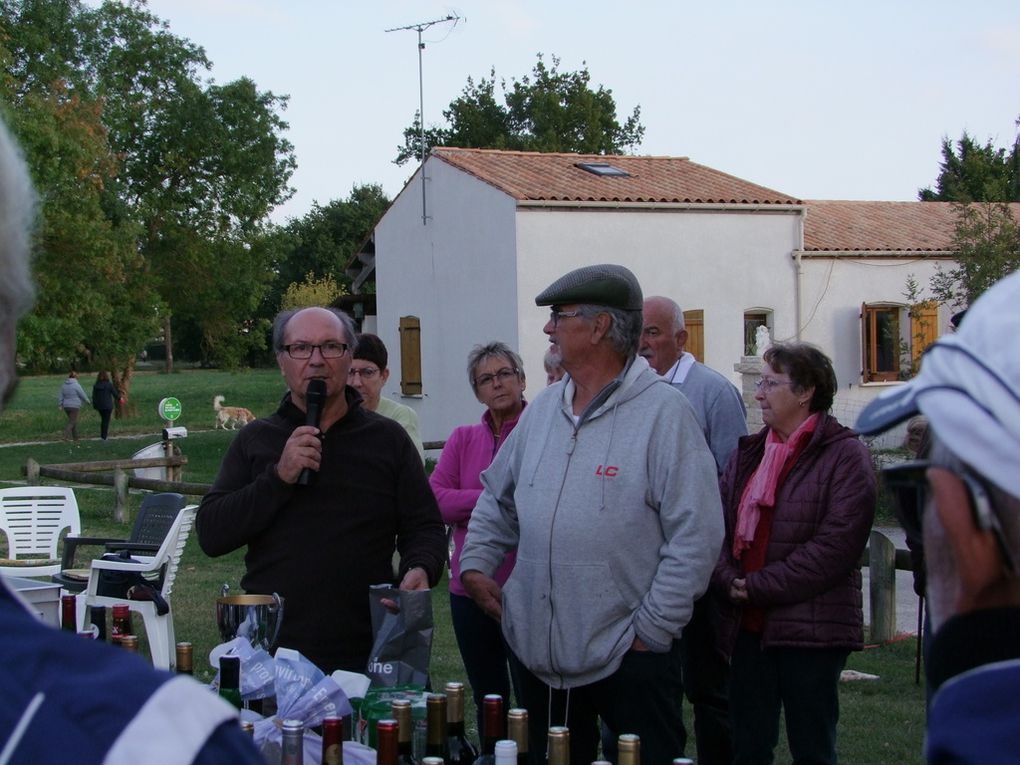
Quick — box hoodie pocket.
[503,556,634,680]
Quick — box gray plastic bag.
[366,584,433,688]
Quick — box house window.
[861,301,941,383]
[743,310,772,355]
[683,309,704,362]
[398,316,422,395]
[575,162,630,177]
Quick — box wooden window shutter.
[683,309,704,362]
[910,300,939,370]
[861,301,868,381]
[399,316,422,395]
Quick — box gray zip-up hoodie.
[460,356,724,688]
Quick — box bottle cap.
[219,654,240,687]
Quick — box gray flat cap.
[535,264,643,311]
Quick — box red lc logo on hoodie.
[595,465,619,477]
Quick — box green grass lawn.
[0,370,926,760]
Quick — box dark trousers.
[510,641,686,765]
[680,595,732,765]
[97,408,113,440]
[63,407,80,441]
[449,592,515,735]
[729,631,848,765]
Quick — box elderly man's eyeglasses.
[755,376,795,392]
[549,308,582,326]
[881,460,1016,575]
[348,367,380,379]
[474,368,519,388]
[281,342,349,360]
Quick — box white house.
[352,147,980,448]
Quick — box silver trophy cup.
[215,587,284,651]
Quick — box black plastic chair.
[51,492,187,593]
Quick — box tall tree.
[930,201,1020,308]
[919,126,1020,202]
[265,184,390,315]
[395,54,644,165]
[0,0,295,380]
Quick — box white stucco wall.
[513,206,804,386]
[374,159,521,444]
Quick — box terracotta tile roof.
[429,147,802,205]
[803,200,1020,252]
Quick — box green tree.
[0,0,295,379]
[931,202,1020,308]
[265,184,390,315]
[919,127,1020,202]
[280,273,346,312]
[395,54,644,165]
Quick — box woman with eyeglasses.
[429,341,526,730]
[350,333,425,463]
[712,342,876,765]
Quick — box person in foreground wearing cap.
[0,118,263,763]
[856,269,1020,763]
[459,264,723,765]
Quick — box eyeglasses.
[755,376,795,392]
[348,366,380,379]
[549,308,583,327]
[280,342,349,360]
[474,367,519,388]
[881,460,1016,575]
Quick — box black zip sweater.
[197,388,447,674]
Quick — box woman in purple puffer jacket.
[712,342,876,765]
[430,341,526,728]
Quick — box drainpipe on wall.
[793,208,806,340]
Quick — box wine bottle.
[473,695,504,765]
[282,718,305,765]
[494,740,517,765]
[393,699,419,765]
[111,604,132,644]
[61,593,76,630]
[445,682,478,765]
[90,605,107,642]
[617,734,640,765]
[377,719,400,765]
[507,709,528,765]
[425,693,451,762]
[218,655,243,711]
[175,642,194,675]
[322,716,344,765]
[546,727,569,765]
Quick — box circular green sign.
[158,397,182,421]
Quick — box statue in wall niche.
[755,325,771,357]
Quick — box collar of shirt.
[663,352,695,384]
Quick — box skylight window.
[576,162,630,178]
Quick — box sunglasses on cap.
[881,460,1016,576]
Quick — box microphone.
[297,378,327,486]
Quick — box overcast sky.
[140,0,1020,223]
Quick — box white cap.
[495,739,518,765]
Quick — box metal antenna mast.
[385,13,461,225]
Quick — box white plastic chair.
[0,486,81,578]
[82,504,197,670]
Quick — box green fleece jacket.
[460,356,724,688]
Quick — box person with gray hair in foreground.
[0,120,264,763]
[856,269,1020,764]
[460,264,723,765]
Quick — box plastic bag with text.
[366,584,433,688]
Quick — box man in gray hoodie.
[461,264,724,765]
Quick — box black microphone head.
[305,378,327,406]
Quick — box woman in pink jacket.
[429,341,526,726]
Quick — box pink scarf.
[733,413,819,559]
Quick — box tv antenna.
[386,13,462,225]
